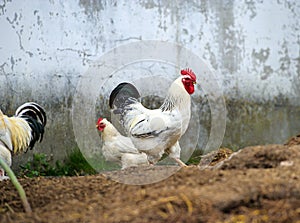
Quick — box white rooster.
[0,102,47,180]
[109,68,197,166]
[96,118,149,169]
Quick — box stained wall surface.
[0,0,299,166]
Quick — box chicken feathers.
[0,102,47,179]
[14,102,47,151]
[96,118,149,169]
[109,69,197,166]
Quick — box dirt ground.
[1,140,300,222]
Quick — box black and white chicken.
[109,68,197,166]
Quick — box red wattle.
[185,85,194,94]
[182,79,195,94]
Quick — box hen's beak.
[96,124,99,128]
[193,81,196,85]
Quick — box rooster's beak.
[193,81,196,85]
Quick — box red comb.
[97,118,103,124]
[181,68,196,81]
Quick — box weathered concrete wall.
[0,0,299,167]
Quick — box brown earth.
[1,143,300,223]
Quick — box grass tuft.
[20,147,96,177]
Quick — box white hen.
[96,118,149,169]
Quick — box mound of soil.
[1,144,300,223]
[284,134,300,147]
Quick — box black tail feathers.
[109,82,140,110]
[15,102,47,151]
[15,102,47,126]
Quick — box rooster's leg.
[173,158,187,167]
[169,142,187,167]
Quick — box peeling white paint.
[1,0,299,103]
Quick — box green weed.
[20,148,96,177]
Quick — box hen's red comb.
[97,118,103,125]
[181,68,196,81]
